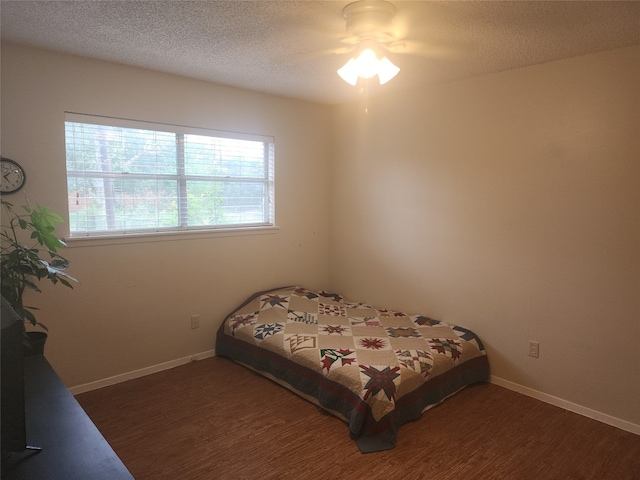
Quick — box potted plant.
[0,199,77,354]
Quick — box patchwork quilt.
[216,286,489,452]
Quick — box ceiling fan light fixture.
[337,58,360,85]
[354,48,379,79]
[376,56,400,84]
[337,47,400,86]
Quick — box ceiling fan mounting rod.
[343,0,396,40]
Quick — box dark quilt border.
[215,286,490,452]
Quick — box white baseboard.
[69,349,216,395]
[490,375,640,436]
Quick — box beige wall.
[1,43,331,387]
[329,46,640,426]
[2,42,638,429]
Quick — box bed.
[215,286,489,452]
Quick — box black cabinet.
[2,355,133,479]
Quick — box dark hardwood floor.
[76,356,640,480]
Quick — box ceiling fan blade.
[383,1,477,57]
[391,1,458,33]
[383,39,472,59]
[281,45,357,65]
[338,35,363,46]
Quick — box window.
[64,113,274,238]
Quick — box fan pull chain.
[365,79,369,114]
[359,79,370,114]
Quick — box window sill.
[64,225,279,248]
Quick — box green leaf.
[58,277,75,289]
[49,257,70,269]
[35,321,49,332]
[1,200,78,330]
[22,308,37,326]
[30,205,66,252]
[22,279,43,293]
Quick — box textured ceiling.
[1,1,639,104]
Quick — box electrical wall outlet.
[191,315,200,329]
[528,341,539,358]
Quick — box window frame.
[64,112,276,241]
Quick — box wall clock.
[1,157,26,194]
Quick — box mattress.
[215,286,490,452]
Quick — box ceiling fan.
[333,0,452,87]
[283,0,461,87]
[335,0,403,85]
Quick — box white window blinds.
[64,113,275,237]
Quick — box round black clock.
[1,157,26,194]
